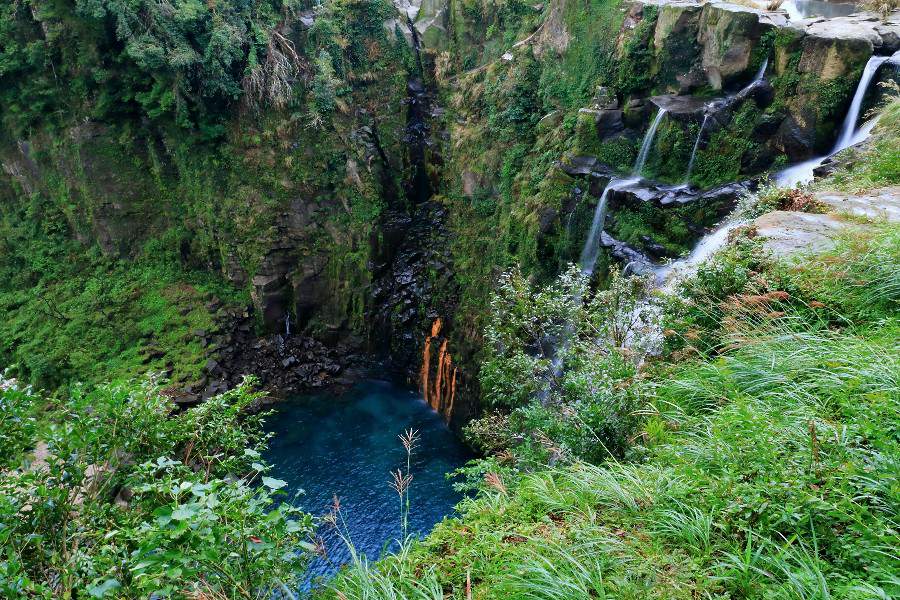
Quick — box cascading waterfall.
[753,57,769,83]
[833,55,891,151]
[683,114,709,185]
[668,56,891,288]
[653,218,744,289]
[579,106,669,275]
[547,110,669,400]
[633,108,667,175]
[578,178,639,275]
[776,54,894,187]
[683,58,768,185]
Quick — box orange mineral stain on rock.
[420,318,457,422]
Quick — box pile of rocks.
[169,303,362,408]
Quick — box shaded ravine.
[264,379,471,592]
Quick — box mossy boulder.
[697,2,777,90]
[653,1,705,93]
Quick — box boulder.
[698,3,775,90]
[754,210,854,256]
[391,0,449,50]
[600,232,656,275]
[816,186,900,222]
[577,107,626,140]
[797,20,877,80]
[653,1,705,92]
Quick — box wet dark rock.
[640,235,669,260]
[558,157,617,182]
[651,94,709,116]
[608,179,750,210]
[171,392,201,407]
[752,113,785,142]
[599,232,656,276]
[538,207,558,234]
[604,178,752,258]
[772,114,818,160]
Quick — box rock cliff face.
[2,0,898,429]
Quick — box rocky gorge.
[2,0,900,597]
[1,0,899,426]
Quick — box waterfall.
[753,57,769,83]
[578,178,639,275]
[285,313,291,337]
[683,115,709,185]
[832,55,891,154]
[579,107,669,275]
[653,218,745,290]
[578,186,612,275]
[776,55,893,187]
[683,58,767,185]
[633,109,667,175]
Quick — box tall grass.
[329,225,900,599]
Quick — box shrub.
[0,378,314,597]
[478,265,654,462]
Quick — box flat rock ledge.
[753,186,900,256]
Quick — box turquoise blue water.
[263,378,472,589]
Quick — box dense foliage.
[0,0,311,138]
[331,220,900,600]
[0,193,246,391]
[0,377,314,598]
[468,265,657,463]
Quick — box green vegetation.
[328,100,900,598]
[690,102,761,189]
[469,265,655,463]
[0,377,314,597]
[2,1,899,597]
[818,97,900,191]
[0,0,414,389]
[0,193,246,391]
[330,221,900,600]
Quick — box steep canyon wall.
[2,0,897,425]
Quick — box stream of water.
[634,108,668,176]
[264,378,471,591]
[776,55,894,187]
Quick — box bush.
[0,378,314,597]
[478,265,655,462]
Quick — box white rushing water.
[776,55,892,188]
[653,217,745,290]
[579,178,639,275]
[683,114,709,185]
[833,55,891,151]
[753,57,769,83]
[579,107,671,275]
[633,108,667,175]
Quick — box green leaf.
[87,579,121,598]
[262,476,287,490]
[171,506,197,520]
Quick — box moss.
[614,4,659,97]
[643,118,697,183]
[573,112,638,172]
[654,8,702,91]
[689,102,761,188]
